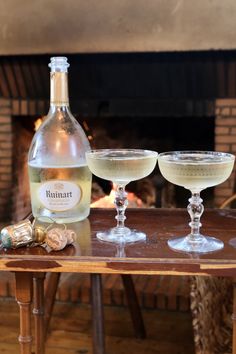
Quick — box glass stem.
[114,184,128,229]
[187,192,204,242]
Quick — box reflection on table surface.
[0,208,236,263]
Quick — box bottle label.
[38,180,81,211]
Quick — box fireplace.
[0,51,235,221]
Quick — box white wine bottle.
[28,57,92,223]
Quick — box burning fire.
[34,117,43,131]
[82,120,93,142]
[91,184,144,208]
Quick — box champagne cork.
[64,229,76,245]
[45,228,67,251]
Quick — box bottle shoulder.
[40,107,84,131]
[28,107,90,165]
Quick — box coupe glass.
[158,151,235,253]
[86,149,158,243]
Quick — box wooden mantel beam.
[0,0,236,55]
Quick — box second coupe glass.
[158,151,235,253]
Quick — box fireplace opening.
[81,115,215,208]
[85,115,215,151]
[11,112,215,222]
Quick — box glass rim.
[158,150,235,160]
[86,148,158,158]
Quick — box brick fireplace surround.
[0,97,235,222]
[215,99,236,206]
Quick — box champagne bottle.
[28,57,92,223]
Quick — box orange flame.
[34,118,43,131]
[91,184,143,208]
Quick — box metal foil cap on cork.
[0,219,33,249]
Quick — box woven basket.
[190,276,233,354]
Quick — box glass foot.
[168,235,224,253]
[97,226,146,244]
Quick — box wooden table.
[1,208,236,354]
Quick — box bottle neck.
[50,71,69,107]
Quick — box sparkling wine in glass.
[158,151,235,253]
[86,149,158,243]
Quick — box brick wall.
[0,99,48,222]
[0,99,12,221]
[214,99,236,207]
[11,123,32,222]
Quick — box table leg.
[44,272,61,338]
[15,272,33,354]
[91,274,105,354]
[33,273,46,354]
[121,274,146,339]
